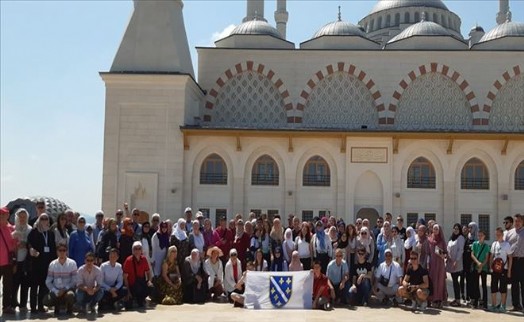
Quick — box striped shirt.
[45,257,78,294]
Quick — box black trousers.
[0,264,14,310]
[30,270,49,310]
[470,270,487,303]
[511,257,524,309]
[315,253,330,274]
[12,261,30,308]
[451,272,462,300]
[300,258,311,271]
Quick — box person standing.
[0,207,17,315]
[489,227,512,313]
[312,221,332,273]
[151,221,170,277]
[447,223,466,307]
[27,213,56,313]
[470,230,490,309]
[427,224,447,308]
[506,214,524,312]
[69,217,94,267]
[44,244,77,316]
[11,208,31,312]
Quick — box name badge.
[44,246,50,253]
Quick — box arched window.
[404,12,410,23]
[414,12,420,22]
[395,13,401,25]
[370,19,375,31]
[515,161,524,190]
[386,15,391,27]
[433,13,438,23]
[407,157,436,189]
[461,158,489,190]
[303,156,330,187]
[200,154,227,185]
[441,14,446,27]
[252,155,279,186]
[377,16,383,29]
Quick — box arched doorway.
[356,207,380,223]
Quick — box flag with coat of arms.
[244,271,313,309]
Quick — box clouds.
[209,24,236,45]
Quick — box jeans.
[331,281,349,304]
[349,279,371,305]
[100,287,127,309]
[76,289,104,307]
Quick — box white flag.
[244,271,313,309]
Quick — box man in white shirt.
[44,244,77,316]
[374,249,403,306]
[100,248,126,310]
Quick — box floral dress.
[157,260,183,305]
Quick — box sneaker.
[498,305,506,313]
[510,306,523,312]
[411,300,418,310]
[488,305,498,312]
[420,301,428,311]
[392,298,399,307]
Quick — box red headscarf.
[122,218,134,237]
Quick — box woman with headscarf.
[188,220,205,255]
[202,218,215,253]
[269,218,284,256]
[170,218,194,268]
[428,224,447,308]
[68,216,94,267]
[11,208,32,311]
[97,218,118,262]
[390,226,405,267]
[27,213,56,313]
[152,221,170,277]
[376,221,393,265]
[403,226,417,272]
[182,248,208,303]
[447,223,466,307]
[270,247,288,271]
[312,221,332,273]
[119,218,135,264]
[158,246,183,305]
[328,226,338,250]
[463,222,478,304]
[282,228,295,264]
[232,219,250,268]
[52,212,69,248]
[356,226,375,265]
[288,250,303,271]
[141,221,153,265]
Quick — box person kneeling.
[123,241,154,310]
[349,247,373,306]
[100,248,127,310]
[327,249,350,305]
[398,251,430,311]
[374,249,403,306]
[312,260,334,310]
[76,252,104,314]
[44,244,77,316]
[230,261,255,307]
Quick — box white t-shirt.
[295,236,311,258]
[374,261,403,287]
[490,240,511,269]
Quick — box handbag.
[379,265,392,287]
[491,258,505,274]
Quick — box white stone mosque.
[101,0,524,238]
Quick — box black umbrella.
[5,198,37,224]
[5,196,71,224]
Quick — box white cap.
[385,248,392,255]
[184,207,192,213]
[132,241,143,249]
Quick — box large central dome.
[369,0,448,15]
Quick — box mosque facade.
[101,0,524,238]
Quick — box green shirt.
[471,241,490,272]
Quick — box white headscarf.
[14,208,31,238]
[187,248,200,274]
[404,226,417,249]
[172,218,187,241]
[191,220,204,252]
[35,213,50,233]
[358,226,372,253]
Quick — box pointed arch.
[204,61,293,123]
[388,63,479,126]
[296,62,384,124]
[251,154,280,186]
[303,155,331,187]
[199,153,228,185]
[407,157,436,189]
[484,65,523,128]
[460,157,489,190]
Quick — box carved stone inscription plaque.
[351,147,388,163]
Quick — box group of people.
[0,201,523,316]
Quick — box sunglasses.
[335,255,343,258]
[230,253,238,257]
[133,247,142,250]
[133,213,140,217]
[78,221,86,224]
[385,254,393,257]
[410,257,418,260]
[40,218,49,221]
[37,206,45,209]
[86,259,94,262]
[361,232,367,235]
[358,252,366,255]
[503,221,509,225]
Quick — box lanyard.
[43,231,48,246]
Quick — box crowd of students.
[0,201,523,316]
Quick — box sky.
[1,0,523,216]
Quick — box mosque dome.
[477,20,524,43]
[369,0,448,15]
[229,19,282,39]
[312,20,367,38]
[388,20,453,43]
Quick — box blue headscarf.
[315,222,326,251]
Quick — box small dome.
[230,20,282,39]
[312,20,367,39]
[388,20,455,43]
[478,21,524,43]
[369,0,448,15]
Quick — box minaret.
[496,0,510,24]
[243,0,266,22]
[274,0,289,39]
[110,0,194,76]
